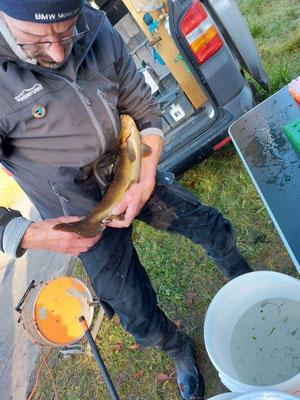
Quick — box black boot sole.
[195,364,205,400]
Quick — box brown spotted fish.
[53,114,151,238]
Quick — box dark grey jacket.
[0,5,163,217]
[0,4,163,256]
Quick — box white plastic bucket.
[208,391,296,400]
[204,271,300,397]
[208,392,299,400]
[208,393,242,400]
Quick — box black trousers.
[79,171,236,352]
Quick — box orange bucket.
[19,277,94,347]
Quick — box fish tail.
[53,219,103,238]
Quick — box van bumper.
[158,109,234,176]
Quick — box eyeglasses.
[16,14,89,51]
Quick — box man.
[0,1,252,398]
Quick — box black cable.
[79,316,120,400]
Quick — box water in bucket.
[231,297,300,386]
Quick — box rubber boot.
[209,246,253,280]
[171,334,205,400]
[144,314,205,400]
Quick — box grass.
[5,0,299,398]
[236,0,300,98]
[0,169,23,208]
[28,143,297,400]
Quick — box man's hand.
[106,179,155,228]
[21,216,104,257]
[106,134,163,228]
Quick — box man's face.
[2,13,77,69]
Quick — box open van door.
[205,0,269,90]
[172,0,270,91]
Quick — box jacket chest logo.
[32,105,47,119]
[14,84,44,102]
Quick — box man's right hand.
[20,216,104,257]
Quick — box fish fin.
[126,140,136,162]
[110,213,125,221]
[141,143,152,157]
[53,220,103,238]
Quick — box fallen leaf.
[114,315,120,326]
[219,277,228,284]
[113,344,122,352]
[186,291,196,306]
[132,370,145,379]
[156,373,170,383]
[175,321,181,329]
[187,291,196,299]
[186,298,193,307]
[189,181,196,188]
[128,344,140,350]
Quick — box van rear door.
[198,0,269,91]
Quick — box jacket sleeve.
[0,206,32,258]
[2,217,32,257]
[111,26,164,139]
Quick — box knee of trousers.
[205,217,237,259]
[131,308,180,352]
[111,282,162,340]
[172,209,237,259]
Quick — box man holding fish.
[0,1,252,398]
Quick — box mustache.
[28,44,72,58]
[29,46,72,69]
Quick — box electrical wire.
[28,347,52,400]
[28,314,58,400]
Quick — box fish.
[53,114,151,238]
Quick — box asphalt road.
[0,192,74,400]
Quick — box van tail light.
[180,0,223,65]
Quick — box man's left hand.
[105,179,155,228]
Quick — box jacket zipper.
[67,81,106,153]
[51,182,69,216]
[96,89,119,139]
[10,51,114,156]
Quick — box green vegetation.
[0,169,23,208]
[6,0,299,398]
[29,145,297,400]
[237,0,300,98]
